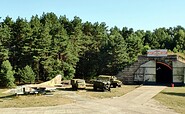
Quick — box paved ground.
[0,86,178,114]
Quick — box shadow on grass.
[85,88,109,92]
[0,94,16,99]
[56,87,107,92]
[85,88,98,92]
[162,92,185,97]
[56,87,74,91]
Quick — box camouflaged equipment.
[71,79,86,90]
[98,75,122,88]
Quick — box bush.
[18,65,36,84]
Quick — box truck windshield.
[77,80,84,83]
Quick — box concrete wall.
[134,61,156,83]
[173,61,185,83]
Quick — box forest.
[0,12,185,87]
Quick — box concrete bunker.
[117,54,185,85]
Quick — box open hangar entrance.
[156,62,172,84]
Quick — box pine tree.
[0,22,11,65]
[18,65,35,84]
[105,27,128,74]
[0,60,15,88]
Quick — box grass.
[0,89,9,96]
[154,87,185,114]
[77,85,138,99]
[0,89,73,108]
[0,85,138,108]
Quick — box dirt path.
[0,86,178,114]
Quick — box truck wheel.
[108,87,111,91]
[93,87,97,91]
[72,85,75,90]
[113,84,117,88]
[102,88,105,92]
[72,86,77,91]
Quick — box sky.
[1,0,185,31]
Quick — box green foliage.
[18,65,36,84]
[0,46,9,63]
[126,32,143,63]
[142,45,151,54]
[1,13,185,82]
[0,24,11,63]
[0,60,15,88]
[104,27,128,74]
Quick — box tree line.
[0,12,185,87]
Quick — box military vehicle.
[97,75,122,88]
[93,79,111,92]
[71,79,86,90]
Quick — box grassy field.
[0,89,73,108]
[154,86,185,114]
[0,89,10,96]
[77,85,138,99]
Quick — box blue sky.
[1,0,185,31]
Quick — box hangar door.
[156,62,172,84]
